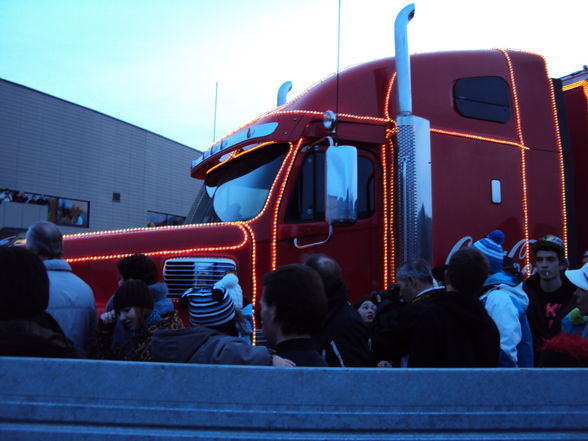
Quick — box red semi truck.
[63,6,587,325]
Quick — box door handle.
[293,225,333,249]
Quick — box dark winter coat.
[314,283,370,367]
[0,312,77,358]
[150,325,272,365]
[94,310,183,361]
[372,289,499,368]
[523,273,576,364]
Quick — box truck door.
[276,145,383,300]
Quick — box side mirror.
[325,145,358,225]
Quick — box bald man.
[26,221,96,356]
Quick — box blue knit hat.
[182,286,236,329]
[472,230,505,274]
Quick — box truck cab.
[64,50,579,324]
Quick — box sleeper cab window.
[454,76,511,123]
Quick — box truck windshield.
[187,143,289,223]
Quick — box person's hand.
[272,355,296,367]
[377,360,393,368]
[99,311,116,326]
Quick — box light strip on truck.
[562,80,588,97]
[430,129,530,150]
[205,141,277,176]
[499,48,531,271]
[381,138,390,288]
[384,72,397,121]
[249,142,295,224]
[63,222,224,239]
[270,140,301,271]
[269,110,389,124]
[389,131,397,284]
[241,222,258,343]
[65,224,250,264]
[544,57,570,257]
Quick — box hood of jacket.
[482,281,529,310]
[485,271,517,287]
[150,326,217,363]
[149,283,174,314]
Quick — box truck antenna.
[212,81,219,142]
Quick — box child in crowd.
[94,279,183,361]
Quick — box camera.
[370,283,402,305]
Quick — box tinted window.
[454,76,511,123]
[286,151,374,222]
[16,190,90,228]
[147,211,186,227]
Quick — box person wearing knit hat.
[214,272,243,309]
[182,284,238,336]
[523,234,576,366]
[94,280,183,361]
[213,272,255,344]
[472,230,505,275]
[111,279,154,330]
[474,231,534,367]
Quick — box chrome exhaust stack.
[394,4,433,264]
[277,81,293,106]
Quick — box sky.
[1,0,586,151]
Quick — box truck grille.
[163,258,237,299]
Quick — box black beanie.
[112,280,153,313]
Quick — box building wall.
[0,79,202,235]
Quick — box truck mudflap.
[1,356,587,440]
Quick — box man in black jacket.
[372,250,499,367]
[306,254,370,367]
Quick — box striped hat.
[472,230,505,275]
[183,286,236,329]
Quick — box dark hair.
[117,254,158,285]
[262,264,327,335]
[396,259,434,284]
[447,248,489,296]
[0,246,49,319]
[352,295,374,310]
[112,279,154,313]
[25,221,64,260]
[304,254,343,297]
[533,244,566,264]
[432,264,448,284]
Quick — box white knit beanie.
[213,273,243,309]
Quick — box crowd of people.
[0,188,49,205]
[1,221,587,368]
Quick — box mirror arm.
[293,225,333,249]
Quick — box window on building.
[48,197,90,228]
[3,188,90,228]
[454,76,511,123]
[286,150,375,223]
[147,211,186,227]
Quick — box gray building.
[0,78,202,241]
